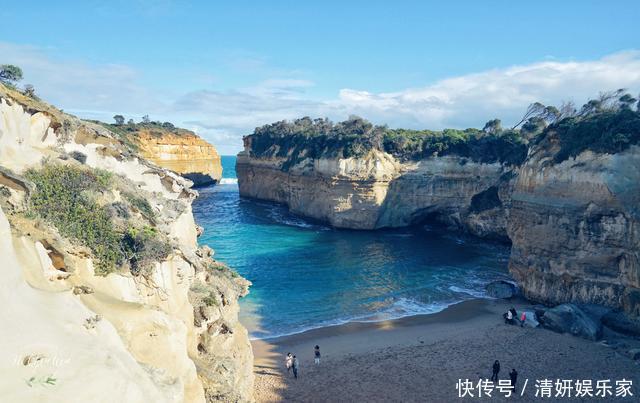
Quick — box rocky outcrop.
[0,85,253,402]
[485,280,517,299]
[237,149,514,240]
[238,116,640,318]
[135,129,222,187]
[508,137,640,316]
[539,304,603,341]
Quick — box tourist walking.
[285,352,293,374]
[491,360,500,382]
[314,345,321,365]
[509,368,518,390]
[292,355,299,379]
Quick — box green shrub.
[122,191,155,219]
[26,163,172,275]
[247,116,528,168]
[26,164,121,274]
[202,292,218,307]
[120,226,171,275]
[550,108,640,162]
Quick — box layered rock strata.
[0,85,253,402]
[135,129,222,187]
[237,126,640,316]
[236,150,514,240]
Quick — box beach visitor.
[491,360,500,382]
[292,355,299,379]
[504,309,514,325]
[520,312,526,327]
[285,353,293,374]
[509,368,518,390]
[509,307,518,319]
[314,345,321,365]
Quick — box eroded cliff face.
[237,123,640,317]
[508,139,640,316]
[135,129,223,187]
[0,86,253,402]
[237,149,514,240]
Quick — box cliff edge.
[96,121,223,187]
[237,109,640,316]
[0,84,253,402]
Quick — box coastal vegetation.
[25,163,172,275]
[245,90,640,169]
[546,90,640,162]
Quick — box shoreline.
[252,298,640,402]
[247,297,477,342]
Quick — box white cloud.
[2,41,640,155]
[334,51,640,130]
[0,42,165,120]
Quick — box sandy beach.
[252,298,640,402]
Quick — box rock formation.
[134,128,223,187]
[237,149,513,240]
[508,132,640,316]
[0,84,253,402]
[237,115,640,317]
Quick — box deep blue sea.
[193,156,511,339]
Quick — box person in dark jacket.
[292,355,299,379]
[491,360,500,382]
[509,368,518,390]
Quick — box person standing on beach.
[509,368,518,390]
[314,345,321,365]
[285,353,293,374]
[292,355,299,379]
[491,360,500,382]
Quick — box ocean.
[193,155,511,340]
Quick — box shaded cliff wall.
[508,142,640,315]
[0,85,253,402]
[236,150,514,240]
[135,129,223,187]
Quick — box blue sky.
[1,1,639,154]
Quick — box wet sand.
[252,298,640,402]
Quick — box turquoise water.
[193,156,511,339]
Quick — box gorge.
[237,107,640,318]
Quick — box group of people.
[284,345,321,379]
[503,307,526,327]
[491,360,518,389]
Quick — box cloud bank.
[2,41,639,154]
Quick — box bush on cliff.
[26,163,172,275]
[383,127,528,165]
[248,116,528,168]
[550,107,640,162]
[26,164,122,274]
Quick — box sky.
[1,1,639,154]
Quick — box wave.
[266,207,321,229]
[218,178,238,184]
[249,297,461,341]
[448,285,488,299]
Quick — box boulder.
[541,303,603,341]
[626,349,640,360]
[602,311,640,338]
[485,280,517,299]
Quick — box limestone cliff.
[133,128,223,187]
[237,147,514,240]
[237,114,640,316]
[508,136,640,316]
[0,85,253,402]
